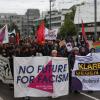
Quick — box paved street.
[0,81,100,100]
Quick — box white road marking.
[80,92,100,100]
[0,97,3,100]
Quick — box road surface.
[0,81,100,100]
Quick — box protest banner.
[14,57,69,98]
[72,53,100,91]
[59,40,66,48]
[45,28,58,40]
[0,55,13,84]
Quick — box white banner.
[0,55,13,84]
[45,28,58,40]
[72,53,100,91]
[14,57,69,98]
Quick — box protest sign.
[72,53,100,91]
[0,55,13,84]
[45,28,58,40]
[14,57,69,98]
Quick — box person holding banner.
[2,49,8,57]
[90,48,95,53]
[15,46,21,57]
[68,47,80,93]
[51,50,58,57]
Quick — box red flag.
[16,32,20,45]
[36,21,45,44]
[81,20,89,48]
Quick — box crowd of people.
[0,36,95,74]
[1,37,94,57]
[0,36,95,99]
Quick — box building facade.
[0,8,72,35]
[22,9,40,34]
[33,9,72,30]
[0,9,40,35]
[74,0,100,39]
[0,13,22,33]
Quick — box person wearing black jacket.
[68,47,80,93]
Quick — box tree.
[60,19,77,38]
[59,6,77,38]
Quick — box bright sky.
[0,0,87,15]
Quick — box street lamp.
[49,0,56,29]
[94,0,97,41]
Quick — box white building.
[33,9,72,30]
[74,0,100,34]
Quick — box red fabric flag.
[36,21,45,44]
[81,20,89,48]
[16,32,20,45]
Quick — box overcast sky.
[0,0,87,15]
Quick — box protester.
[0,31,97,99]
[59,45,66,57]
[15,46,21,57]
[68,47,80,93]
[2,49,8,57]
[90,48,95,53]
[51,49,58,57]
[79,46,88,56]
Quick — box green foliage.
[59,6,77,38]
[60,19,77,37]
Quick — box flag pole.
[94,0,97,41]
[77,6,80,44]
[50,0,52,30]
